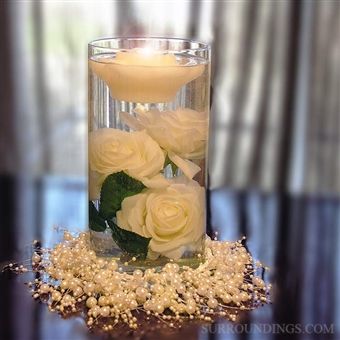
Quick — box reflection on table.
[0,176,339,339]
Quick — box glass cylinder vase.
[88,37,210,270]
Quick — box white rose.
[120,107,208,179]
[89,128,168,190]
[116,179,205,260]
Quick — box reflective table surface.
[0,176,339,339]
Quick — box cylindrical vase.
[88,37,210,270]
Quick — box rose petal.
[147,249,160,260]
[160,246,185,260]
[167,151,201,179]
[141,174,170,189]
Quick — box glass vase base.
[90,230,204,272]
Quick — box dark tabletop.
[0,175,339,340]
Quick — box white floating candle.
[89,48,205,103]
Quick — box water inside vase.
[88,52,210,270]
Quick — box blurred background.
[1,0,340,339]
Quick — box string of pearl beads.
[3,231,271,331]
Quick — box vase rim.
[88,36,210,52]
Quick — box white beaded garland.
[8,231,270,331]
[86,297,97,308]
[39,284,50,294]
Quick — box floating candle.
[89,49,205,103]
[114,48,178,66]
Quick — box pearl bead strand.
[3,230,271,331]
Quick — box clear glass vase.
[88,37,210,270]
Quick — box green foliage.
[99,172,145,220]
[89,171,149,258]
[107,220,151,260]
[89,201,106,232]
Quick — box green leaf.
[164,154,178,174]
[99,172,145,220]
[89,201,106,232]
[107,220,151,259]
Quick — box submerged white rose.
[116,179,205,260]
[89,128,168,189]
[120,107,208,179]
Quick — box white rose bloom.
[116,179,205,260]
[89,128,168,189]
[120,107,208,179]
